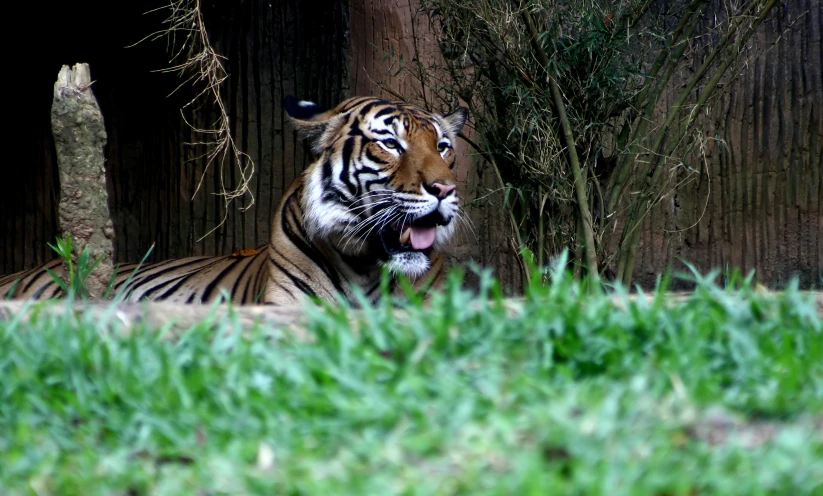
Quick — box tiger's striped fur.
[263,96,467,305]
[1,247,269,304]
[0,260,65,300]
[1,96,468,305]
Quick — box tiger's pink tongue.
[409,226,436,250]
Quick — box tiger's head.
[286,96,468,279]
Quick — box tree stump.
[51,63,114,298]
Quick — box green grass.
[1,262,821,495]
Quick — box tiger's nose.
[424,182,456,199]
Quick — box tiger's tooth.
[399,227,411,245]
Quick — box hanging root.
[131,0,256,241]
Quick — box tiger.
[0,246,270,303]
[0,96,468,305]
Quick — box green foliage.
[1,262,821,494]
[420,0,661,265]
[417,0,779,284]
[45,234,105,299]
[42,236,157,302]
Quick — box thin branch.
[618,0,779,286]
[459,131,533,285]
[607,0,709,216]
[522,8,599,279]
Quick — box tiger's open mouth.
[378,211,449,255]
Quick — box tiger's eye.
[383,138,400,149]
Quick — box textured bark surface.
[346,0,822,290]
[51,63,114,297]
[1,0,819,292]
[630,0,822,289]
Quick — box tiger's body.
[1,96,467,305]
[1,247,270,304]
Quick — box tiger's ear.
[285,96,326,120]
[440,107,468,138]
[285,96,345,154]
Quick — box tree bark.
[51,63,114,298]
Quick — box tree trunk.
[51,63,114,298]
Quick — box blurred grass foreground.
[1,259,821,495]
